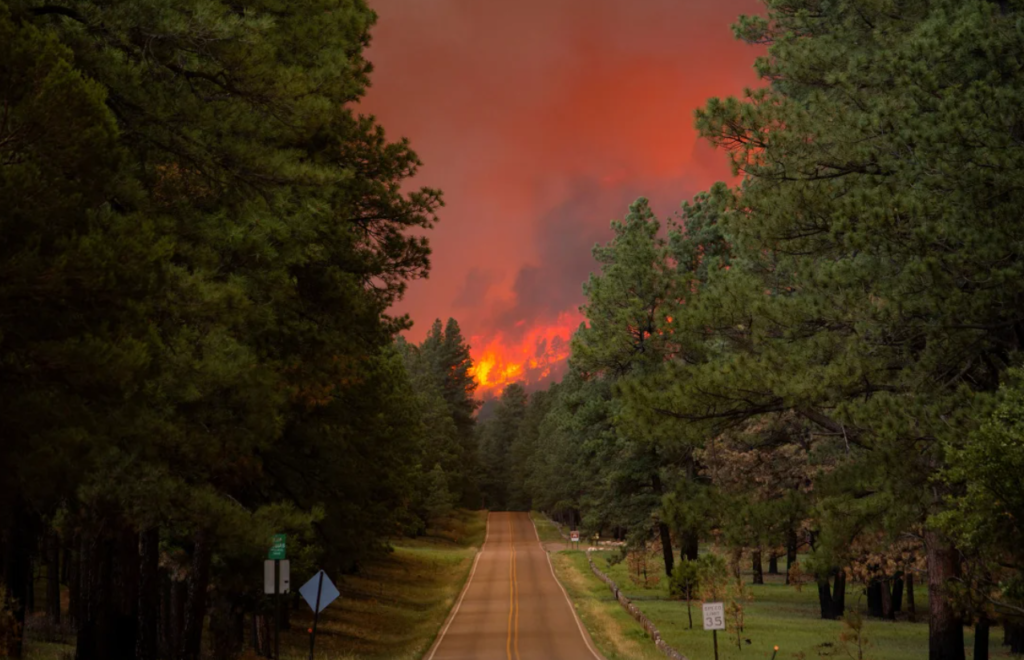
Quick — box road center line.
[423,513,490,660]
[514,516,520,660]
[507,516,514,660]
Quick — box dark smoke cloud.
[361,0,762,392]
[493,176,700,342]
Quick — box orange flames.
[469,310,583,397]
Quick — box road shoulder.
[529,514,662,660]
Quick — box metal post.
[274,559,280,660]
[308,571,324,660]
[713,629,719,660]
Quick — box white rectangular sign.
[263,559,291,594]
[570,531,580,542]
[702,601,725,631]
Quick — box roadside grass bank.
[531,510,568,544]
[278,509,486,660]
[530,511,660,660]
[548,550,664,660]
[587,547,1005,660]
[22,510,485,660]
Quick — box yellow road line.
[514,516,520,660]
[506,515,521,660]
[507,516,514,660]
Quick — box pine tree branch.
[29,5,87,22]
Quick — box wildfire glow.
[469,310,583,397]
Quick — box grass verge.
[547,550,664,660]
[280,509,486,660]
[22,510,486,660]
[530,511,568,545]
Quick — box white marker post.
[702,601,725,660]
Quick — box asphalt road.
[426,511,604,660]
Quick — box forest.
[4,0,1024,660]
[476,2,1024,660]
[0,0,482,657]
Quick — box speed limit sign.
[702,602,725,630]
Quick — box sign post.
[702,601,725,660]
[267,534,287,659]
[570,530,580,549]
[300,570,340,660]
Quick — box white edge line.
[424,512,490,660]
[530,515,606,660]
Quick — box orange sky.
[362,0,763,397]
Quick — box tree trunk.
[25,558,34,615]
[136,528,159,660]
[179,528,213,660]
[209,592,244,660]
[924,529,965,660]
[679,532,699,562]
[880,579,895,620]
[906,573,916,622]
[252,613,272,657]
[752,550,764,585]
[867,580,883,618]
[657,522,674,578]
[974,617,989,660]
[46,532,61,624]
[76,530,114,660]
[1005,620,1024,653]
[891,576,904,613]
[768,553,779,575]
[786,528,798,585]
[169,578,187,657]
[816,576,834,620]
[650,472,674,577]
[2,502,32,658]
[832,569,846,618]
[159,571,172,658]
[111,528,140,660]
[67,537,80,628]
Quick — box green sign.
[269,533,286,560]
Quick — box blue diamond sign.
[299,570,339,613]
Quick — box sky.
[361,0,764,397]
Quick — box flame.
[469,310,583,397]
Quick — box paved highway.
[426,512,604,660]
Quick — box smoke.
[362,0,763,393]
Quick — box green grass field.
[527,512,1008,660]
[583,547,1010,660]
